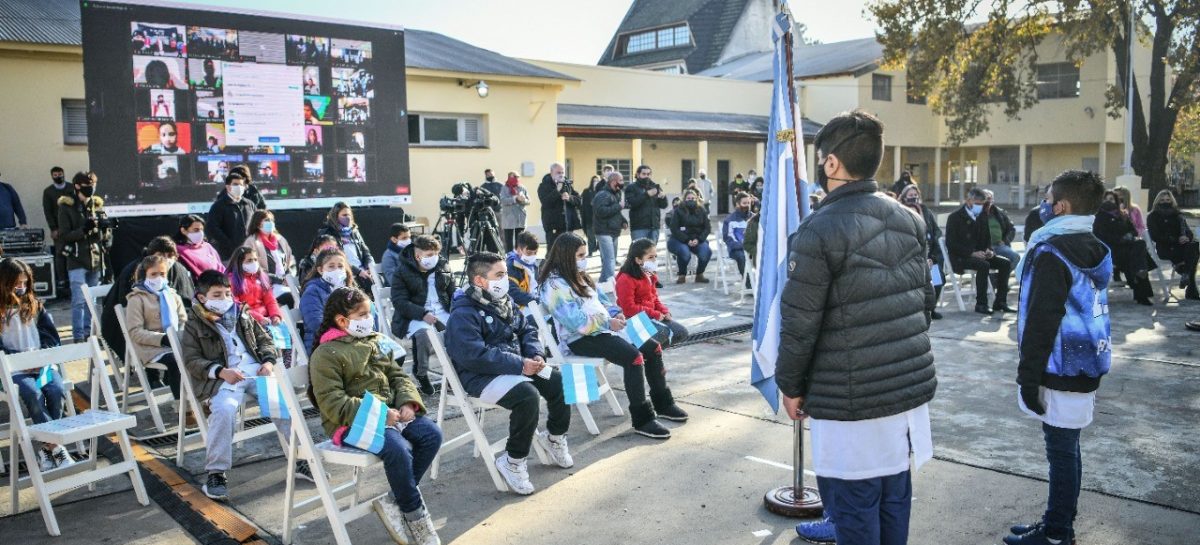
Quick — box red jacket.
[231,272,281,323]
[615,271,668,320]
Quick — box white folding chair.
[715,238,734,295]
[1,375,83,486]
[280,307,311,389]
[936,237,996,311]
[276,354,386,545]
[426,332,547,492]
[526,305,623,436]
[369,263,385,288]
[740,260,758,303]
[1149,247,1180,304]
[285,275,302,306]
[81,284,126,388]
[2,340,149,536]
[112,304,169,433]
[164,327,279,468]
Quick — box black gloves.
[84,217,97,231]
[1020,385,1045,415]
[160,335,172,347]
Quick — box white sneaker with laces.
[36,447,55,472]
[535,431,574,468]
[402,509,442,545]
[50,445,77,469]
[373,496,411,545]
[494,453,534,495]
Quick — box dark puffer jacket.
[669,202,710,244]
[776,180,937,421]
[591,185,625,237]
[389,244,456,337]
[624,178,667,231]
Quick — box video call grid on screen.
[82,0,411,215]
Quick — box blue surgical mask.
[1038,200,1057,224]
[261,221,275,234]
[969,204,983,216]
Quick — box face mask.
[419,255,439,270]
[322,268,347,287]
[904,196,920,206]
[486,176,495,182]
[144,276,166,292]
[520,254,537,266]
[395,238,411,248]
[228,185,245,199]
[204,297,234,315]
[261,221,275,234]
[187,231,204,244]
[686,200,697,208]
[338,216,351,227]
[816,160,830,193]
[78,185,95,198]
[346,316,374,337]
[968,204,983,216]
[576,257,589,272]
[14,287,27,297]
[486,278,508,298]
[642,259,658,273]
[52,176,65,186]
[242,261,260,275]
[1038,200,1057,223]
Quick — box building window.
[407,113,485,147]
[650,64,686,74]
[623,24,690,55]
[62,99,87,145]
[1036,62,1080,99]
[905,76,926,105]
[596,158,632,178]
[872,74,892,102]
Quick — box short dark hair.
[230,164,251,180]
[813,109,885,179]
[50,166,64,174]
[72,171,95,185]
[389,223,410,237]
[1050,170,1106,215]
[146,236,178,258]
[516,231,539,251]
[413,234,440,252]
[225,170,246,184]
[466,252,504,281]
[196,269,231,293]
[636,165,650,175]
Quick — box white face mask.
[322,268,347,287]
[576,257,588,272]
[396,239,411,248]
[186,231,204,244]
[15,287,27,297]
[228,184,246,199]
[144,276,167,292]
[642,259,658,273]
[520,254,537,265]
[242,261,260,275]
[486,278,509,298]
[347,316,374,337]
[204,297,233,315]
[419,255,439,270]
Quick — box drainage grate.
[669,322,752,348]
[137,406,321,449]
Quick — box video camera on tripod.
[438,182,498,216]
[432,182,504,279]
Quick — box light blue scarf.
[1016,214,1095,280]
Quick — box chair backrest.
[280,307,309,369]
[0,339,116,420]
[83,283,113,332]
[285,275,301,304]
[596,280,616,301]
[369,263,384,286]
[164,326,211,439]
[526,304,569,361]
[113,304,145,367]
[272,349,325,468]
[371,284,394,333]
[424,330,470,399]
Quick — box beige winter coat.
[124,285,187,365]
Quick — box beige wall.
[858,70,941,148]
[800,75,859,126]
[0,47,90,233]
[528,59,771,116]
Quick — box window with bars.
[872,74,893,102]
[1036,63,1080,99]
[407,113,485,146]
[595,159,632,178]
[62,99,87,145]
[905,75,926,105]
[623,24,690,55]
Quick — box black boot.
[644,351,687,422]
[629,402,669,439]
[1133,275,1154,305]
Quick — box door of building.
[717,159,731,214]
[681,159,695,192]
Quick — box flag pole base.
[763,485,823,518]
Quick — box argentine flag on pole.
[255,376,290,420]
[561,363,601,405]
[751,9,809,414]
[345,391,389,454]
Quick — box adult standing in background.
[57,171,111,342]
[229,165,267,210]
[43,166,73,296]
[0,169,28,229]
[626,165,668,244]
[205,170,257,260]
[580,175,603,256]
[537,162,582,250]
[498,171,530,253]
[481,168,505,217]
[695,169,715,217]
[777,109,936,545]
[592,171,627,283]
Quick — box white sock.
[548,434,564,443]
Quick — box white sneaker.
[535,431,574,468]
[402,509,442,545]
[36,447,56,472]
[50,445,77,469]
[373,496,412,545]
[494,453,534,495]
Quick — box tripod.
[430,211,463,261]
[455,206,504,285]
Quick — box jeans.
[409,329,434,378]
[495,371,570,459]
[567,332,674,427]
[666,238,712,276]
[583,227,597,256]
[204,379,292,474]
[14,369,66,425]
[630,229,660,244]
[1042,423,1082,540]
[597,234,617,283]
[992,244,1021,274]
[68,267,100,341]
[729,248,747,277]
[378,416,443,513]
[818,470,912,545]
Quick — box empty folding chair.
[2,339,149,536]
[526,304,623,435]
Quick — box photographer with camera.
[57,171,112,342]
[537,163,582,250]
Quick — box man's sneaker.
[415,375,435,396]
[494,454,534,495]
[1002,524,1072,545]
[975,303,994,315]
[50,445,77,469]
[402,508,442,545]
[1009,522,1076,545]
[535,431,574,468]
[795,517,837,544]
[373,496,411,545]
[294,460,316,483]
[36,447,56,472]
[931,310,944,320]
[657,404,689,422]
[634,419,671,439]
[145,360,168,371]
[203,472,229,500]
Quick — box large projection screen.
[80,0,410,217]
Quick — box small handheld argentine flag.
[266,324,292,350]
[344,391,388,454]
[34,365,56,388]
[560,363,600,405]
[622,311,661,349]
[255,376,290,420]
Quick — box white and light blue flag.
[255,375,290,420]
[344,391,388,454]
[561,363,600,405]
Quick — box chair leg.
[576,401,600,436]
[175,396,188,468]
[115,431,149,506]
[132,361,166,433]
[430,380,449,479]
[599,363,624,416]
[8,426,18,515]
[460,403,506,492]
[19,436,60,536]
[281,438,298,545]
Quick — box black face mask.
[486,176,495,182]
[816,159,830,193]
[52,176,65,184]
[77,185,95,198]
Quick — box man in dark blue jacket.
[444,252,572,496]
